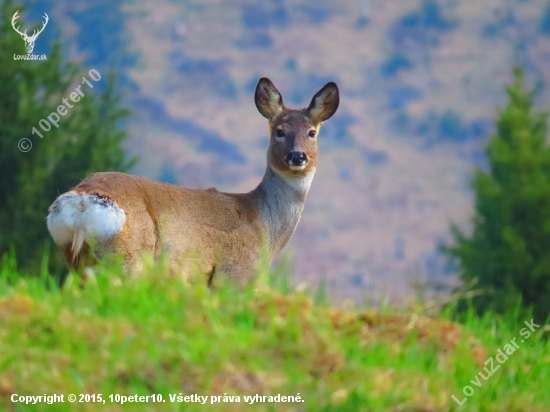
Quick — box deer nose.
[286,151,308,167]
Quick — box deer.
[47,78,339,285]
[11,11,49,54]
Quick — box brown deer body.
[47,78,339,284]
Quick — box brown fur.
[72,172,263,283]
[48,78,340,285]
[267,109,319,177]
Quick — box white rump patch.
[47,191,126,257]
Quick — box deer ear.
[307,82,339,123]
[255,78,285,119]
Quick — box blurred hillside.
[20,0,550,302]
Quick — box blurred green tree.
[445,67,550,322]
[0,0,135,276]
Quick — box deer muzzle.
[286,151,308,171]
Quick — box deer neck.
[252,166,315,256]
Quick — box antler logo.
[11,10,49,55]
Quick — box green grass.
[0,254,549,411]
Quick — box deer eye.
[276,129,285,138]
[308,130,316,138]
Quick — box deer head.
[11,11,49,54]
[255,78,339,178]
